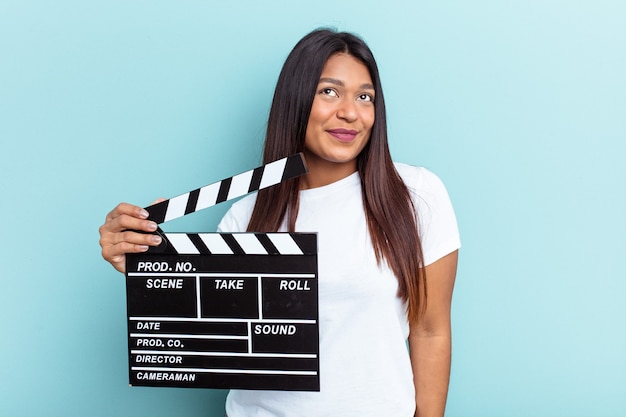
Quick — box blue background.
[1,1,624,416]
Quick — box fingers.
[105,202,149,224]
[103,203,159,234]
[101,239,161,273]
[112,229,162,247]
[99,201,164,274]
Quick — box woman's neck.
[299,151,358,190]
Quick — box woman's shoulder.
[393,162,447,194]
[393,162,460,264]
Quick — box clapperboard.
[125,153,320,391]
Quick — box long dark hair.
[247,28,427,323]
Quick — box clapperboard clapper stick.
[124,152,321,391]
[144,152,308,254]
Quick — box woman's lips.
[327,128,358,142]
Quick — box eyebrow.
[319,77,375,91]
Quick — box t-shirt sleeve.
[410,167,461,266]
[216,194,257,233]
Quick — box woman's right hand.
[98,201,164,273]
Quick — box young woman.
[99,29,460,417]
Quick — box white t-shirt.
[217,163,460,417]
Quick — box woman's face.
[302,53,375,187]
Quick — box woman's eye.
[358,93,374,102]
[320,88,338,97]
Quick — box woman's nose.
[336,99,358,122]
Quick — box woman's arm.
[409,250,458,417]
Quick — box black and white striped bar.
[153,232,316,256]
[146,153,307,225]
